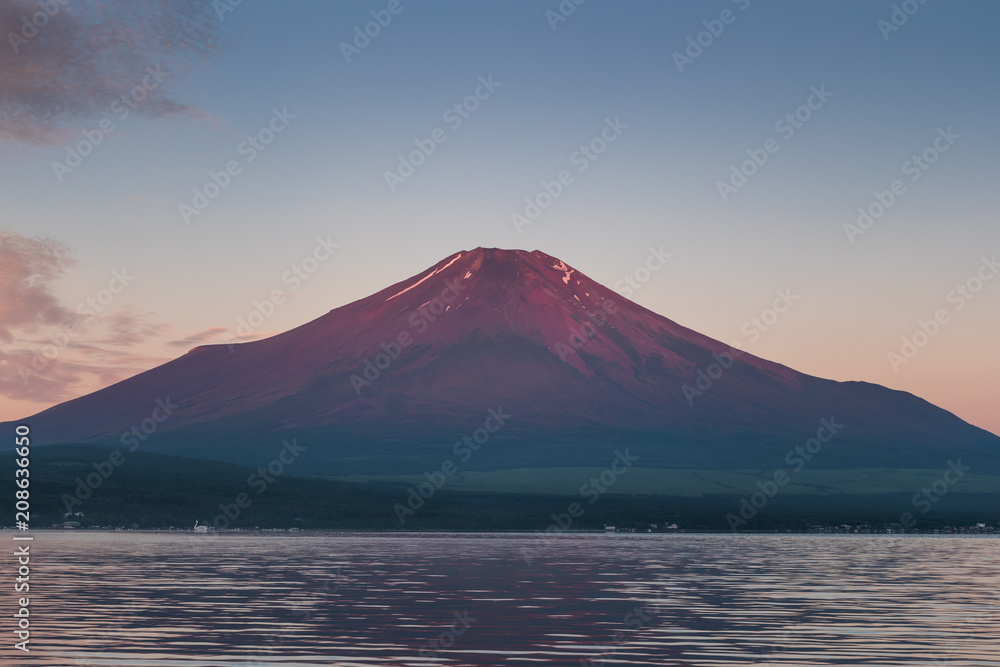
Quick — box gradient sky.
[1,0,997,435]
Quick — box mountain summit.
[9,248,998,477]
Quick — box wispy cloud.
[0,230,171,403]
[96,307,170,346]
[0,0,219,145]
[166,326,229,348]
[168,326,277,349]
[226,331,277,344]
[0,230,78,341]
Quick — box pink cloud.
[0,231,281,408]
[226,331,278,344]
[0,230,78,341]
[166,326,230,349]
[0,349,84,402]
[0,231,173,403]
[168,327,279,350]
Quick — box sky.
[0,0,997,435]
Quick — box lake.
[17,532,999,665]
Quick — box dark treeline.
[4,445,998,532]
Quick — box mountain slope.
[6,248,998,477]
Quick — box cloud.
[227,331,277,344]
[0,230,172,404]
[168,327,279,350]
[0,0,219,145]
[0,233,284,411]
[0,230,78,341]
[96,307,171,346]
[0,347,173,403]
[0,348,82,402]
[167,326,229,348]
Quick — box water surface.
[17,532,1000,665]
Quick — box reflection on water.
[18,532,1000,665]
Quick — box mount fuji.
[7,248,998,482]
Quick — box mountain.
[6,248,999,483]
